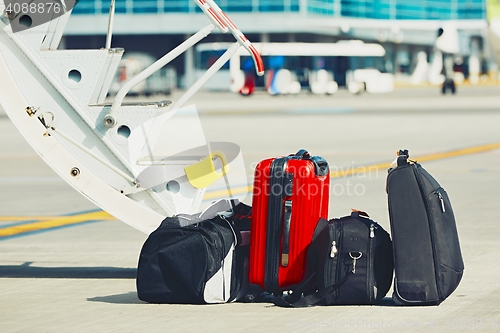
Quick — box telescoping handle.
[194,0,265,76]
[281,200,292,267]
[280,170,293,267]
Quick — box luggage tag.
[350,208,369,218]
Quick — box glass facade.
[72,0,301,15]
[72,0,486,20]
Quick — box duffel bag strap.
[273,272,352,308]
[272,218,351,308]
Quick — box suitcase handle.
[294,150,329,177]
[398,149,409,158]
[397,149,409,167]
[294,149,311,159]
[311,156,329,177]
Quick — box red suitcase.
[249,150,330,295]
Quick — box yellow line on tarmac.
[0,216,62,222]
[203,185,254,201]
[330,142,500,178]
[2,142,499,236]
[203,142,500,200]
[407,142,500,164]
[0,211,115,237]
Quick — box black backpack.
[136,202,252,304]
[387,150,464,305]
[274,211,393,307]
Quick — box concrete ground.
[1,86,499,332]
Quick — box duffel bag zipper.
[368,223,377,303]
[335,220,344,303]
[370,224,376,238]
[330,240,338,258]
[326,224,336,289]
[326,222,338,303]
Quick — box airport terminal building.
[64,0,490,89]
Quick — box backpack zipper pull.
[330,241,338,258]
[438,192,446,213]
[370,224,375,238]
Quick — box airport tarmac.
[1,86,500,332]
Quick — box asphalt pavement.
[1,86,499,332]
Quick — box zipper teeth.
[387,174,399,292]
[368,223,374,303]
[413,164,443,300]
[335,220,343,303]
[326,224,335,292]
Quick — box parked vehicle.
[194,40,393,95]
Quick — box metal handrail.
[103,0,264,128]
[104,24,215,128]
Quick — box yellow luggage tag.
[184,151,230,189]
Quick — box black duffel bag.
[136,200,252,304]
[274,210,393,307]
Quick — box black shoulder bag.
[274,211,393,307]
